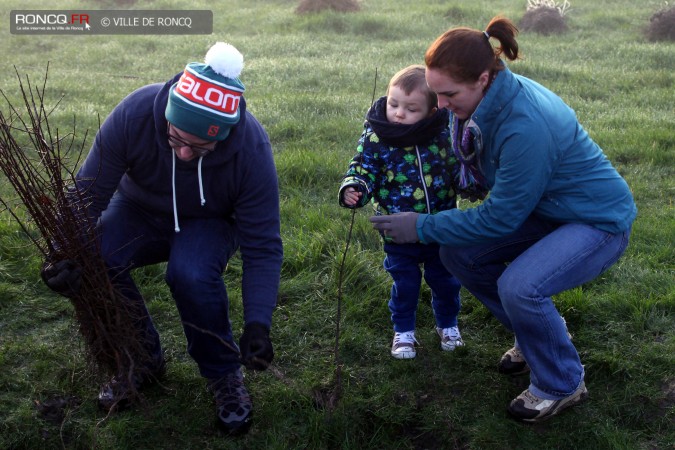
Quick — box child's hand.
[342,187,363,207]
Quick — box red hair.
[425,16,520,83]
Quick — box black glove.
[239,322,273,371]
[40,259,82,297]
[369,212,420,244]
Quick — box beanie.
[165,42,245,141]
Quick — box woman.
[370,16,637,422]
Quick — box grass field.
[0,0,673,449]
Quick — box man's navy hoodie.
[76,72,282,328]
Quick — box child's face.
[385,85,434,125]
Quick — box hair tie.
[483,30,490,39]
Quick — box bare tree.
[0,65,156,406]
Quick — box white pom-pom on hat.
[204,42,244,79]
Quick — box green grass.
[1,0,673,448]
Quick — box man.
[41,42,282,434]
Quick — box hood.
[152,72,250,232]
[470,62,519,132]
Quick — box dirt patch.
[311,383,342,411]
[34,395,81,425]
[94,0,138,6]
[658,378,675,418]
[645,7,675,42]
[519,6,568,35]
[296,0,360,14]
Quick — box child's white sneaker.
[391,331,418,359]
[436,326,464,351]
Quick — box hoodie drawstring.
[172,152,207,233]
[197,156,206,206]
[172,151,180,233]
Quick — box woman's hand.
[369,212,420,243]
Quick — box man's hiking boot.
[508,381,589,422]
[208,368,253,435]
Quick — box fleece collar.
[366,95,449,148]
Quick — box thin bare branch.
[0,66,157,405]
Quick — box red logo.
[207,125,220,137]
[175,69,241,117]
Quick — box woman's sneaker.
[208,368,253,435]
[499,322,572,375]
[498,346,530,375]
[391,331,418,359]
[436,326,464,351]
[508,381,589,422]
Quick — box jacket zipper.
[415,145,431,213]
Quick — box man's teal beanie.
[165,42,245,141]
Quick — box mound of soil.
[519,6,568,35]
[296,0,360,14]
[645,7,675,42]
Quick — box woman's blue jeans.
[439,215,631,400]
[97,193,241,379]
[384,242,462,333]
